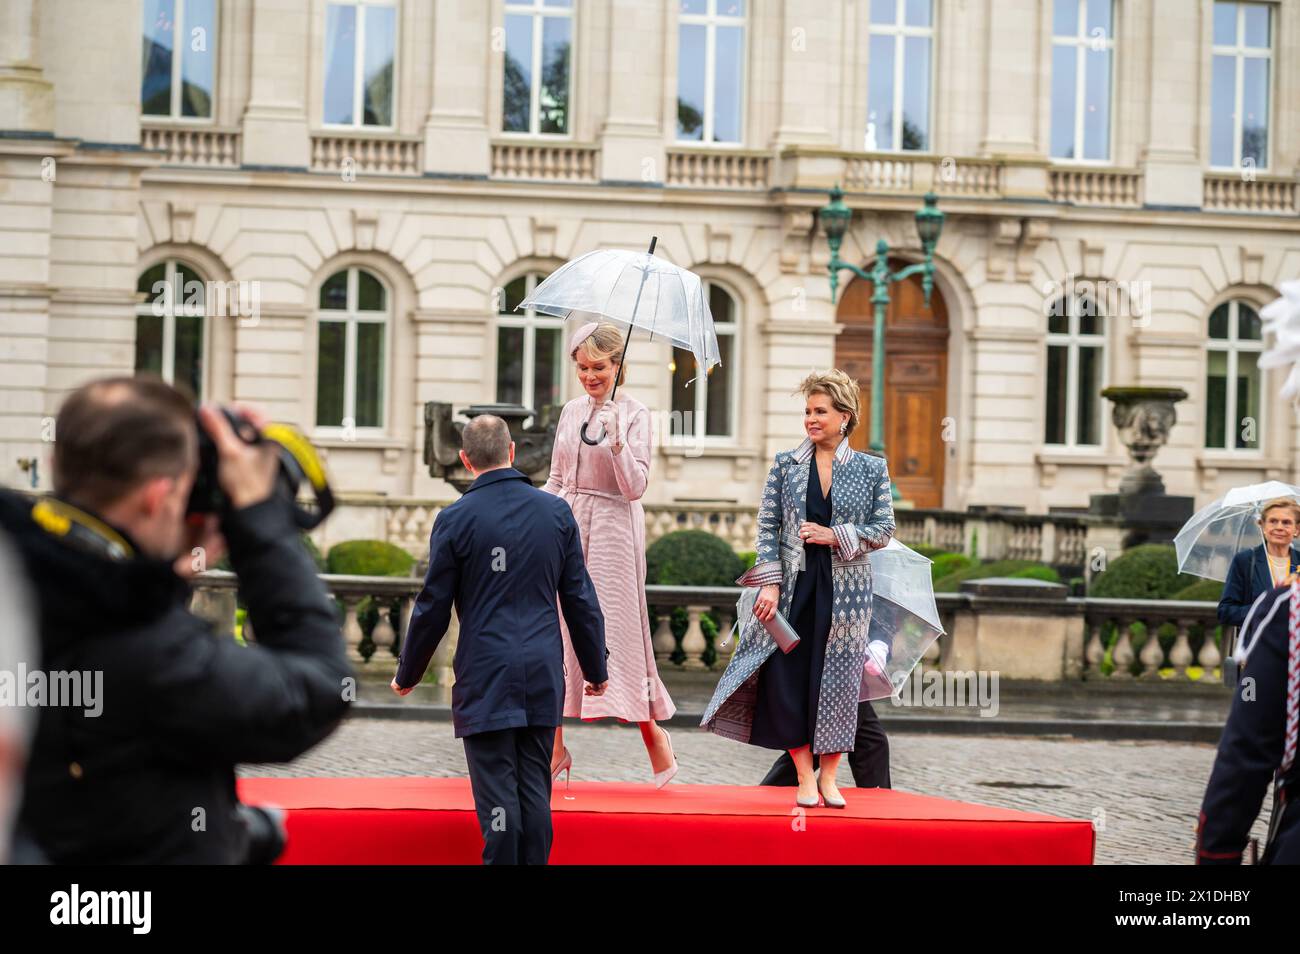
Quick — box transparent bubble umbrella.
[1174,480,1300,581]
[519,237,720,444]
[861,538,946,701]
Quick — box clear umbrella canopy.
[1174,480,1300,581]
[861,538,946,701]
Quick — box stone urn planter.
[1100,386,1188,496]
[423,401,559,494]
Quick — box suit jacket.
[1217,544,1300,627]
[395,467,608,737]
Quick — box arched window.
[1205,299,1263,450]
[670,281,737,440]
[316,266,388,430]
[496,272,565,416]
[1044,293,1104,446]
[135,259,207,400]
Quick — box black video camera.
[187,408,335,530]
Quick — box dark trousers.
[462,725,555,865]
[759,701,891,788]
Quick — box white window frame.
[865,0,936,153]
[1210,1,1274,171]
[315,267,390,434]
[135,259,209,397]
[675,0,748,146]
[495,273,568,414]
[142,0,219,123]
[1044,295,1107,448]
[1049,0,1115,164]
[322,0,399,131]
[501,0,576,139]
[1205,299,1265,453]
[672,281,739,444]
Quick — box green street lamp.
[819,187,944,498]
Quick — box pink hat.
[567,320,600,357]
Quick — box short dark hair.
[52,375,197,511]
[461,414,511,470]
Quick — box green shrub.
[1089,544,1199,600]
[1172,578,1224,602]
[645,530,745,587]
[933,559,1057,592]
[1009,565,1061,583]
[931,552,975,579]
[301,534,327,572]
[737,550,757,571]
[326,539,416,577]
[909,544,957,560]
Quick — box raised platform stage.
[236,777,1095,864]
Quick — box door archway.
[835,260,949,508]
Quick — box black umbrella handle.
[580,420,606,446]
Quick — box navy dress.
[749,462,833,751]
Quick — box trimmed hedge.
[933,559,1059,592]
[931,552,975,579]
[1089,544,1199,600]
[1172,577,1225,602]
[326,539,415,577]
[646,530,746,587]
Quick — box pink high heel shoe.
[653,727,678,789]
[552,747,573,791]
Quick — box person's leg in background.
[515,724,556,865]
[463,728,523,864]
[847,700,891,788]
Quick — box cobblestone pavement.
[240,718,1273,865]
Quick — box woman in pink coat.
[542,321,678,787]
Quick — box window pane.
[539,15,571,134]
[174,315,204,399]
[719,0,745,14]
[1241,56,1269,168]
[1085,0,1111,37]
[713,25,744,143]
[670,350,696,437]
[323,4,357,125]
[866,34,895,150]
[1209,303,1229,338]
[1078,298,1102,335]
[1082,48,1110,160]
[1076,345,1101,445]
[705,333,733,436]
[138,263,167,303]
[1047,297,1069,335]
[1050,45,1077,159]
[357,270,386,311]
[905,0,931,27]
[135,313,164,377]
[533,327,562,415]
[354,321,385,428]
[180,0,216,118]
[1235,350,1261,449]
[502,276,529,314]
[544,0,574,7]
[677,23,707,140]
[901,36,930,151]
[1213,2,1237,45]
[496,327,525,405]
[680,0,707,13]
[1210,55,1236,167]
[1053,0,1079,36]
[320,271,348,309]
[503,14,534,132]
[176,262,205,315]
[1045,345,1068,443]
[1238,303,1261,340]
[316,321,347,426]
[870,0,896,25]
[362,4,396,126]
[141,0,175,115]
[1243,4,1269,47]
[1205,350,1228,448]
[709,284,734,323]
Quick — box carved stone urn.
[1100,386,1189,496]
[423,402,559,494]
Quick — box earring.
[839,420,847,434]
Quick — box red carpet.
[236,777,1094,864]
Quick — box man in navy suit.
[392,414,608,865]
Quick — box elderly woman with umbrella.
[520,239,720,789]
[701,369,898,809]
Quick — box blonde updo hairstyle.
[571,321,627,387]
[798,369,861,438]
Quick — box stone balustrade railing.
[490,140,599,182]
[141,123,241,167]
[1081,597,1223,682]
[310,133,423,175]
[892,507,1088,568]
[666,147,772,189]
[1202,171,1298,214]
[1048,165,1142,207]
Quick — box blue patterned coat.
[700,436,895,754]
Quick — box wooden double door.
[835,262,949,509]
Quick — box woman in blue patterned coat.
[701,370,895,809]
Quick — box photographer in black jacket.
[0,375,351,864]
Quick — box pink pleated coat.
[543,392,675,722]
